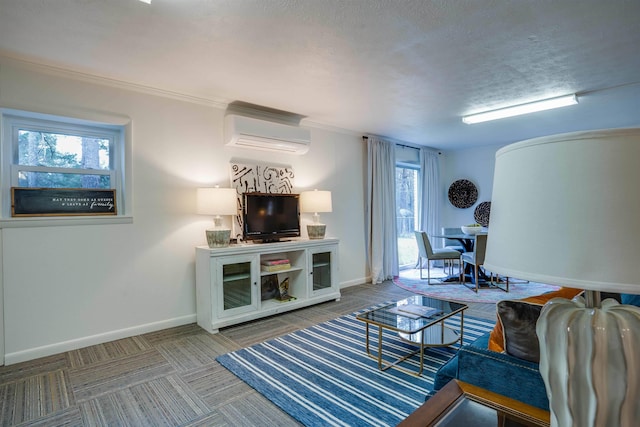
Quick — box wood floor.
[0,276,497,427]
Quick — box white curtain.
[365,136,398,284]
[419,148,440,244]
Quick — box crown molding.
[299,118,362,137]
[0,51,229,109]
[0,51,368,140]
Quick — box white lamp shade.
[484,128,640,294]
[196,188,237,215]
[299,190,332,213]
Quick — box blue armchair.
[433,293,640,411]
[433,333,549,411]
[433,333,549,410]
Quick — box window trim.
[0,107,132,227]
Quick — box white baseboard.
[4,314,197,365]
[340,277,369,288]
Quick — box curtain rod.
[362,136,441,154]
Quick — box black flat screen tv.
[243,192,300,242]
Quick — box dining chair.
[414,231,461,284]
[441,227,465,253]
[461,234,509,292]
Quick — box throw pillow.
[488,287,584,356]
[496,300,543,362]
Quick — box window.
[1,110,127,220]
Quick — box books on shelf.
[261,258,291,272]
[262,259,290,266]
[392,304,441,318]
[261,263,291,272]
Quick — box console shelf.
[195,239,340,333]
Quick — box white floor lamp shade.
[483,128,640,427]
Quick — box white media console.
[195,238,340,333]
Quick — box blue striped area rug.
[216,303,495,426]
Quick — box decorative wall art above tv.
[448,179,478,209]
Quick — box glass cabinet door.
[222,262,252,310]
[216,255,257,316]
[311,250,333,292]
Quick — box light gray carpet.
[0,275,496,426]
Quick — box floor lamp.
[483,128,640,427]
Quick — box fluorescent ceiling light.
[139,0,151,4]
[462,94,578,124]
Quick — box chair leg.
[489,273,510,292]
[461,262,465,284]
[474,265,479,293]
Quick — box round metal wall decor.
[448,179,478,209]
[474,201,491,227]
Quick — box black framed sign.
[11,187,117,217]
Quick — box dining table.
[432,232,483,253]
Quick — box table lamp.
[299,189,332,239]
[483,128,640,427]
[197,187,237,248]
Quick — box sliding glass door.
[396,164,419,269]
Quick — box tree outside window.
[396,165,419,268]
[18,130,111,188]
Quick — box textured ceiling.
[1,0,639,149]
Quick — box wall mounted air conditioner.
[224,114,311,155]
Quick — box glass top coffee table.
[356,295,468,376]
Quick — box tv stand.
[195,239,340,333]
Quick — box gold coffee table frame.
[356,295,468,376]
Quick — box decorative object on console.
[196,187,237,248]
[230,163,294,234]
[448,179,477,208]
[300,189,332,239]
[260,275,279,300]
[473,201,491,227]
[277,273,290,300]
[484,128,640,427]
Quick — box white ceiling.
[1,0,639,150]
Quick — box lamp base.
[306,224,326,239]
[205,229,231,248]
[537,295,640,427]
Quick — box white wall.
[439,143,505,228]
[0,58,368,363]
